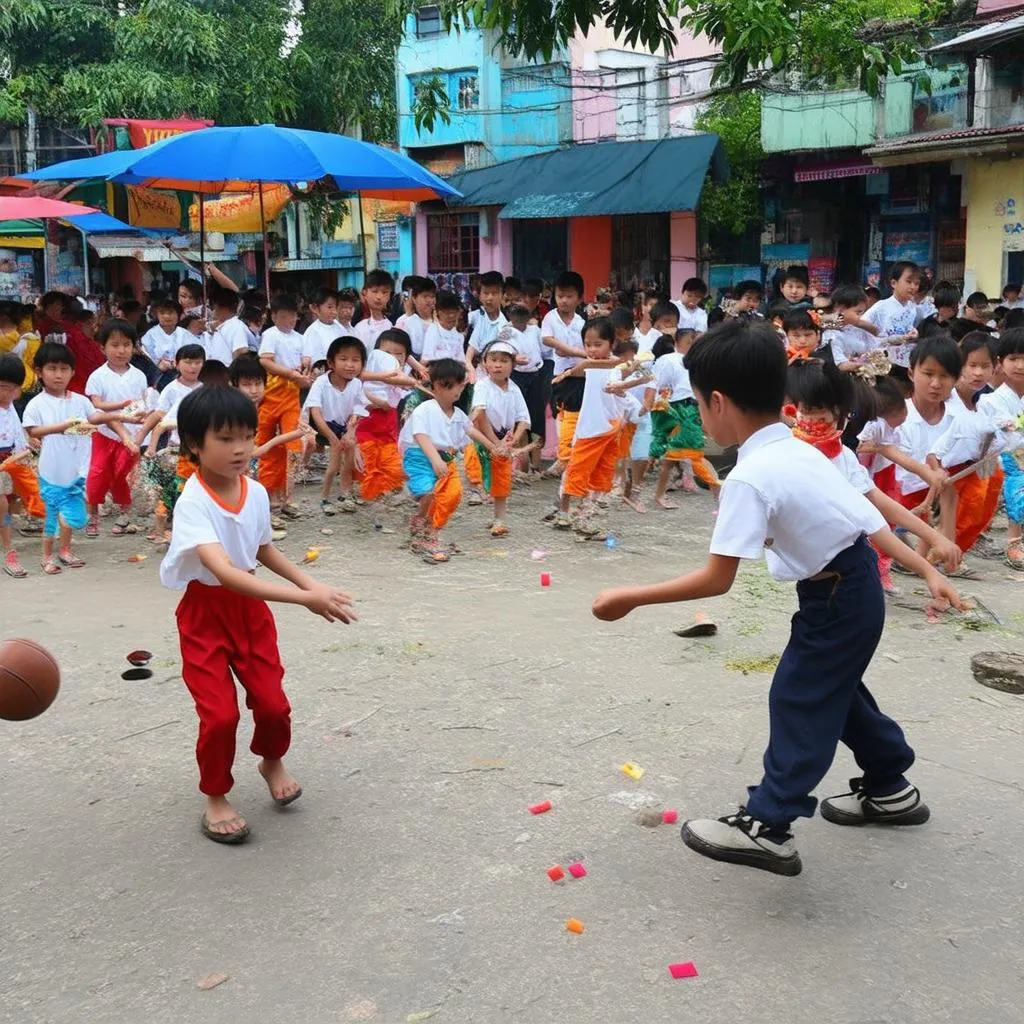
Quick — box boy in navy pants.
[593,321,962,876]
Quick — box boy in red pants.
[161,385,356,844]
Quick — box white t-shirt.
[21,391,94,486]
[353,316,393,352]
[710,422,885,582]
[156,379,202,446]
[864,296,917,338]
[395,313,430,359]
[896,399,959,494]
[653,351,692,402]
[978,384,1024,455]
[399,399,471,454]
[471,376,530,434]
[674,303,708,334]
[302,319,345,365]
[160,474,272,590]
[362,349,404,409]
[929,409,991,469]
[84,363,149,441]
[505,325,544,373]
[302,374,367,425]
[823,325,877,364]
[421,323,467,364]
[575,368,621,440]
[468,309,508,355]
[259,326,305,372]
[542,310,585,374]
[857,417,900,474]
[141,325,192,365]
[206,316,250,364]
[0,404,28,453]
[633,326,662,350]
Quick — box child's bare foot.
[201,795,250,844]
[258,758,303,806]
[679,476,699,494]
[655,496,679,510]
[623,494,647,514]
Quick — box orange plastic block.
[547,865,565,882]
[566,918,585,934]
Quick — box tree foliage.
[0,0,401,138]
[693,91,763,237]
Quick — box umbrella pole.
[259,183,270,299]
[80,228,90,299]
[199,193,207,319]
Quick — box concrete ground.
[2,474,1023,1024]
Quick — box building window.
[427,212,480,273]
[416,5,442,37]
[377,220,399,255]
[456,74,479,110]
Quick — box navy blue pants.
[745,536,915,828]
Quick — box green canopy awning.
[0,220,43,235]
[444,135,727,219]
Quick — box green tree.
[1,0,401,136]
[693,92,763,238]
[288,0,404,142]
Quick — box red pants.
[86,431,138,507]
[176,581,291,796]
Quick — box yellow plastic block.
[620,761,645,781]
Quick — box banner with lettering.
[103,118,214,150]
[187,185,292,233]
[126,187,182,229]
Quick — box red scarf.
[792,415,843,460]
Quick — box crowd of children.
[1,260,1023,575]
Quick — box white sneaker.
[820,778,930,826]
[681,809,802,876]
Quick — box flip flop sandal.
[3,555,28,579]
[258,765,303,807]
[1006,545,1024,570]
[123,523,139,534]
[421,545,450,564]
[40,558,62,575]
[58,549,85,568]
[85,519,100,538]
[490,524,510,537]
[200,814,250,844]
[280,505,302,520]
[111,516,130,536]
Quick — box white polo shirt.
[468,309,508,354]
[302,374,367,425]
[710,422,885,581]
[857,417,900,474]
[823,325,877,364]
[542,310,585,375]
[398,399,471,454]
[141,325,192,365]
[353,316,393,352]
[653,351,692,402]
[302,319,345,365]
[209,316,250,362]
[505,325,544,373]
[864,296,917,338]
[830,445,874,494]
[895,399,959,494]
[259,326,305,372]
[421,323,467,364]
[84,362,149,441]
[396,313,430,358]
[574,368,621,440]
[674,303,708,334]
[21,391,95,486]
[471,375,530,434]
[362,349,405,409]
[160,473,272,589]
[156,379,202,446]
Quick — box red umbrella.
[0,195,98,221]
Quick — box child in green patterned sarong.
[650,330,720,510]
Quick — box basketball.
[0,639,61,721]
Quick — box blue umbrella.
[24,124,460,198]
[64,211,162,234]
[24,124,460,297]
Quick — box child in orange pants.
[470,341,531,536]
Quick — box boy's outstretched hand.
[304,584,359,623]
[592,587,636,621]
[923,569,963,615]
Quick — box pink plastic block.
[567,862,587,879]
[668,962,699,979]
[540,572,551,587]
[529,800,552,814]
[662,809,679,825]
